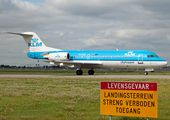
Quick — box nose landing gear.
[144,71,148,75]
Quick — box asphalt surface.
[0,74,170,79]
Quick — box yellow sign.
[100,82,157,118]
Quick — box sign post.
[100,82,157,118]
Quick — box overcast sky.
[0,0,170,66]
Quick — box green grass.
[0,68,170,75]
[0,77,170,120]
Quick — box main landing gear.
[76,70,83,75]
[88,70,94,75]
[144,71,148,75]
[76,69,95,75]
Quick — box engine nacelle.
[44,52,70,61]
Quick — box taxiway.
[0,75,170,79]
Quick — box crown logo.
[32,38,38,42]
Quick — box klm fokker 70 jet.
[7,32,167,75]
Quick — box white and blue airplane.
[7,32,167,75]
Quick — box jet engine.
[43,52,70,61]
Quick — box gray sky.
[0,0,170,66]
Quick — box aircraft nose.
[161,60,168,67]
[164,61,168,66]
[160,58,168,66]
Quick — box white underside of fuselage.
[100,61,167,69]
[39,59,167,70]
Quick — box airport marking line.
[100,82,157,118]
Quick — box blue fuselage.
[27,50,166,62]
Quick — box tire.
[88,70,94,75]
[76,70,83,75]
[144,71,148,75]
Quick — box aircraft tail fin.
[6,32,61,52]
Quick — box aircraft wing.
[59,60,103,68]
[43,60,103,68]
[57,60,102,64]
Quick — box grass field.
[0,77,170,120]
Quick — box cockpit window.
[148,55,159,58]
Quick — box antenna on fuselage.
[116,48,118,51]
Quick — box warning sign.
[100,82,157,118]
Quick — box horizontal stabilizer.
[5,32,33,36]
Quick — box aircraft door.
[138,54,143,64]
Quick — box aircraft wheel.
[76,70,83,75]
[88,70,94,75]
[144,71,148,75]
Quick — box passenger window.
[116,56,117,58]
[108,56,110,58]
[102,56,104,58]
[113,56,115,58]
[121,56,123,58]
[111,56,112,58]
